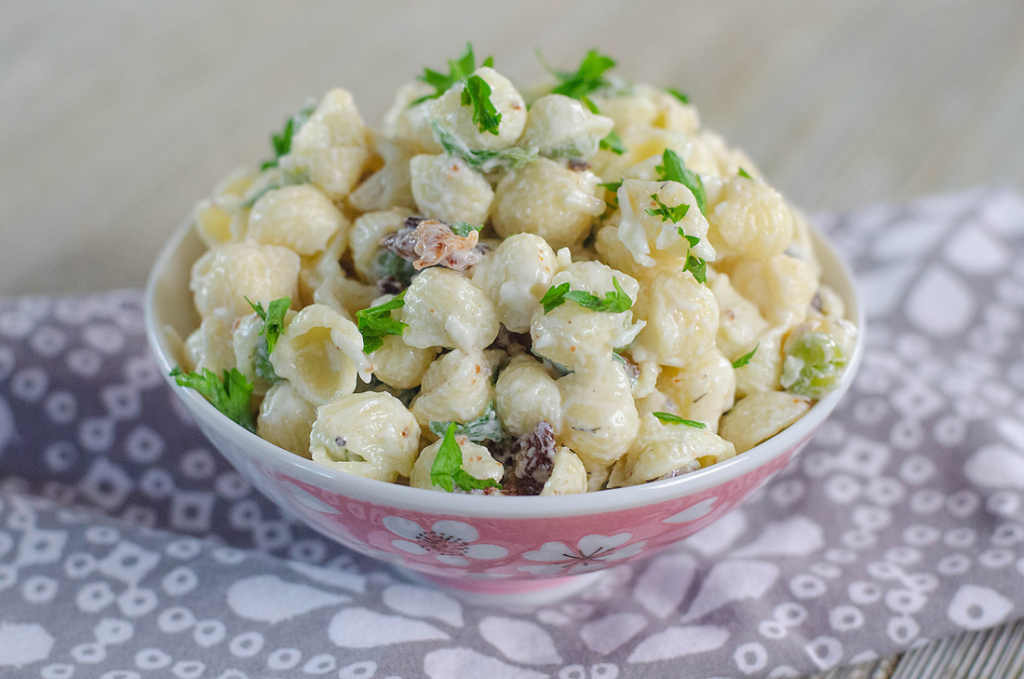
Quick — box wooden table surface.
[3,2,1024,676]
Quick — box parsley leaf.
[451,221,483,237]
[245,296,291,354]
[656,149,707,216]
[684,253,707,284]
[542,277,632,314]
[432,122,537,171]
[652,411,706,429]
[646,194,690,223]
[170,367,255,432]
[374,251,417,289]
[601,179,623,209]
[260,104,315,170]
[429,400,505,444]
[413,42,491,104]
[599,131,626,155]
[731,344,759,369]
[460,74,502,135]
[543,49,617,106]
[679,230,701,248]
[430,421,502,492]
[540,282,571,314]
[355,292,408,354]
[738,167,754,180]
[666,88,690,104]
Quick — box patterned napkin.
[2,187,1024,679]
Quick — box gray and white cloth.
[2,187,1024,679]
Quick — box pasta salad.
[173,45,856,496]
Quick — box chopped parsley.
[599,131,626,155]
[679,231,701,249]
[601,179,623,209]
[652,411,706,429]
[430,421,502,492]
[666,88,690,105]
[355,292,408,354]
[731,344,759,369]
[429,400,505,444]
[260,104,315,170]
[646,194,690,223]
[170,367,255,432]
[413,42,493,104]
[432,122,537,171]
[460,74,501,135]
[245,296,291,354]
[656,149,707,216]
[541,277,632,314]
[684,253,707,284]
[738,167,754,180]
[451,221,483,237]
[541,49,617,111]
[374,251,417,289]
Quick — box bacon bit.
[489,325,532,357]
[568,159,591,172]
[377,276,406,295]
[725,309,736,321]
[380,217,483,272]
[502,421,557,496]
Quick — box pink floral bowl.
[146,222,864,602]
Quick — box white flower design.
[382,517,509,566]
[518,533,648,575]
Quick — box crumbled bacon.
[379,217,483,272]
[377,276,406,295]
[489,325,533,357]
[568,159,591,172]
[502,421,557,496]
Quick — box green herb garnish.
[460,74,502,135]
[432,122,537,171]
[656,149,707,216]
[355,292,408,354]
[646,194,690,223]
[260,104,315,171]
[413,42,493,105]
[652,412,706,429]
[429,400,505,444]
[731,344,759,369]
[245,296,291,354]
[666,88,690,105]
[374,251,418,289]
[430,422,502,492]
[541,49,617,111]
[680,231,701,249]
[170,367,255,432]
[451,221,483,237]
[684,253,707,284]
[541,277,632,314]
[599,131,626,155]
[738,167,754,180]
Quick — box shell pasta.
[174,44,856,496]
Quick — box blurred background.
[2,0,1022,295]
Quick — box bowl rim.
[146,219,864,519]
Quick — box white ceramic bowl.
[146,221,863,601]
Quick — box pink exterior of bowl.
[146,221,863,592]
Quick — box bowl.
[146,220,864,603]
